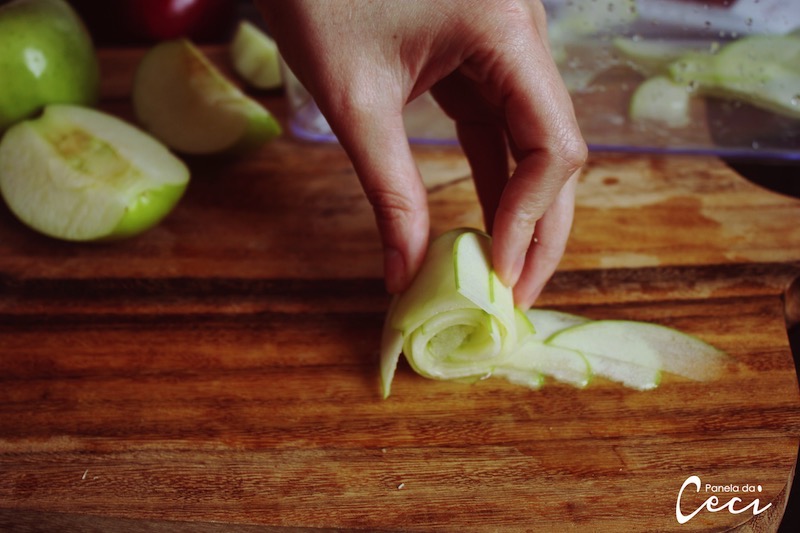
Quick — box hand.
[256,0,586,308]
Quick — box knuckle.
[497,202,540,228]
[552,131,588,175]
[366,187,423,225]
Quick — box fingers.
[457,121,508,234]
[430,72,507,234]
[513,170,579,309]
[489,34,587,289]
[325,102,430,295]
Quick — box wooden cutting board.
[0,47,798,532]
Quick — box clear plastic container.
[284,0,800,160]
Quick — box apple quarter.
[0,104,189,241]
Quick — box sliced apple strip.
[0,104,189,241]
[230,20,283,90]
[133,38,281,155]
[549,320,729,387]
[526,309,590,341]
[504,341,591,389]
[492,309,591,388]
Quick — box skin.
[256,0,587,309]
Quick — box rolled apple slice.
[230,20,283,90]
[0,104,189,241]
[133,38,281,155]
[380,228,529,398]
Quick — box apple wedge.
[133,38,281,155]
[230,20,283,90]
[0,104,189,241]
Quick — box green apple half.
[230,20,283,90]
[0,104,189,241]
[0,0,99,132]
[133,38,281,155]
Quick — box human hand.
[255,0,586,309]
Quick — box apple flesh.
[0,0,99,131]
[133,38,282,155]
[547,319,729,389]
[230,20,283,90]
[0,105,189,241]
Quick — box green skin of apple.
[0,105,189,242]
[100,183,187,241]
[0,0,100,132]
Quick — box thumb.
[327,104,429,294]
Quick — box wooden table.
[1,47,799,532]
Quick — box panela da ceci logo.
[676,475,772,524]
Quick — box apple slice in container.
[133,38,281,155]
[0,104,189,241]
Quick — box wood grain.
[0,46,798,532]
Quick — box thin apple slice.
[580,354,661,391]
[549,320,729,385]
[0,104,189,241]
[492,309,592,388]
[525,309,590,341]
[504,340,591,388]
[133,38,281,155]
[230,20,283,90]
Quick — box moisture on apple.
[0,0,100,132]
[133,38,282,155]
[0,105,189,241]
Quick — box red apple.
[68,0,238,45]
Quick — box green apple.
[230,20,283,90]
[0,0,100,132]
[0,104,189,241]
[133,38,281,155]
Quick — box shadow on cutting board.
[738,160,800,533]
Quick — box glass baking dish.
[283,0,800,161]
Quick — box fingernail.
[384,247,406,294]
[516,283,544,311]
[508,253,526,288]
